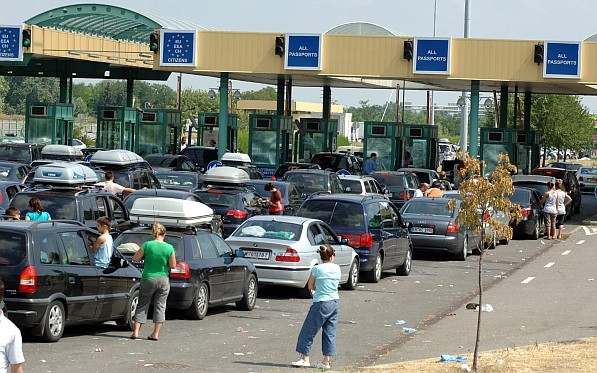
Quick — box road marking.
[577,240,585,245]
[544,262,555,268]
[581,226,597,236]
[562,250,572,256]
[521,277,535,284]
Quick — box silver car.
[576,166,597,194]
[225,215,359,298]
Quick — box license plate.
[590,178,597,182]
[411,227,433,234]
[243,250,270,260]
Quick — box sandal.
[147,336,159,341]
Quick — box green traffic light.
[22,40,31,48]
[149,43,158,52]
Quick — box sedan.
[576,166,597,194]
[225,215,359,298]
[400,197,480,261]
[507,186,545,239]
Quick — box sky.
[3,0,597,111]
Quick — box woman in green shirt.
[130,223,176,341]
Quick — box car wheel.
[455,236,467,261]
[42,301,65,342]
[396,246,412,276]
[366,253,382,283]
[499,235,510,245]
[185,283,209,320]
[298,284,313,299]
[116,290,139,330]
[341,258,359,290]
[531,220,540,240]
[236,274,257,311]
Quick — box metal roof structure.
[325,22,408,37]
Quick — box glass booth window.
[137,124,162,157]
[302,133,324,161]
[366,138,393,171]
[404,139,428,169]
[98,122,121,149]
[28,118,54,145]
[483,144,509,177]
[251,131,277,165]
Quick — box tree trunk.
[472,243,484,370]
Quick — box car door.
[530,189,544,226]
[33,231,68,305]
[317,222,352,277]
[209,233,246,299]
[365,201,398,267]
[106,195,130,232]
[386,202,410,264]
[377,201,401,266]
[195,233,227,302]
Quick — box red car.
[530,167,581,217]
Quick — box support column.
[126,79,134,107]
[218,73,229,159]
[513,86,519,128]
[500,85,508,128]
[523,92,532,131]
[59,76,68,103]
[285,79,292,116]
[277,78,285,116]
[68,77,73,104]
[469,81,480,158]
[322,86,331,121]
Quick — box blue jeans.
[296,300,339,357]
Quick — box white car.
[338,174,388,198]
[576,166,597,194]
[225,215,359,298]
[70,139,87,151]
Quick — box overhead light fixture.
[104,71,110,77]
[483,98,493,108]
[71,72,77,76]
[139,52,153,58]
[87,53,100,58]
[68,50,81,55]
[232,90,242,100]
[125,58,136,62]
[456,96,466,107]
[207,89,217,99]
[107,56,119,61]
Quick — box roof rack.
[29,220,85,229]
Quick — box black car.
[531,167,581,215]
[273,162,321,180]
[154,170,202,193]
[145,154,197,172]
[0,181,24,214]
[114,227,257,320]
[370,171,420,208]
[507,186,546,239]
[283,169,345,198]
[0,220,141,342]
[297,194,412,282]
[247,180,304,216]
[0,143,44,165]
[0,161,30,183]
[310,152,362,175]
[180,146,219,173]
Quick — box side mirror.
[340,237,349,245]
[234,249,245,258]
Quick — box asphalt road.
[19,194,597,372]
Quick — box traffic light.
[275,36,285,57]
[149,32,159,53]
[403,40,413,61]
[22,29,31,48]
[534,44,544,64]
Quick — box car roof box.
[221,152,252,165]
[33,163,99,185]
[89,150,144,166]
[41,144,84,159]
[202,166,250,185]
[130,197,214,227]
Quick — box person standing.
[554,179,572,240]
[89,217,114,269]
[25,197,50,221]
[131,223,176,341]
[401,151,414,168]
[180,136,187,151]
[102,171,136,196]
[292,245,340,370]
[261,183,284,215]
[413,183,429,198]
[540,181,557,240]
[0,278,25,373]
[363,153,378,175]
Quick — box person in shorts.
[540,181,557,240]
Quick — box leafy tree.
[0,77,8,114]
[240,86,277,101]
[447,153,521,371]
[3,76,59,114]
[336,135,350,147]
[180,88,219,123]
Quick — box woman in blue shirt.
[292,245,340,370]
[25,197,51,221]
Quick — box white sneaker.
[316,362,331,370]
[291,359,310,367]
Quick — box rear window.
[340,179,363,193]
[0,146,30,164]
[284,173,327,192]
[233,220,302,241]
[248,183,287,198]
[310,155,340,170]
[579,167,597,175]
[181,148,218,166]
[508,189,530,204]
[0,231,26,266]
[401,201,454,217]
[370,173,404,187]
[195,191,238,207]
[11,194,76,220]
[156,173,198,188]
[298,200,364,228]
[114,232,184,260]
[512,182,549,195]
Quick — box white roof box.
[221,152,252,165]
[90,150,144,166]
[41,144,84,159]
[130,197,214,227]
[202,166,250,185]
[33,163,99,185]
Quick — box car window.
[58,231,91,266]
[407,174,420,188]
[341,179,362,193]
[234,220,301,241]
[11,194,76,220]
[364,180,372,193]
[181,160,194,171]
[244,192,260,208]
[82,198,97,225]
[6,185,20,200]
[310,224,326,245]
[319,224,340,245]
[96,197,107,217]
[209,233,233,258]
[330,175,344,194]
[380,201,399,228]
[307,223,319,245]
[36,233,63,265]
[371,173,404,187]
[366,202,383,228]
[197,235,218,259]
[372,180,384,194]
[109,197,126,221]
[0,231,26,266]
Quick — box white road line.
[521,277,535,284]
[544,262,555,268]
[577,240,585,245]
[562,250,572,256]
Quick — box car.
[544,162,583,172]
[145,154,197,172]
[506,186,546,239]
[399,197,480,261]
[90,150,161,191]
[225,215,360,297]
[336,145,364,158]
[397,167,440,185]
[530,167,581,215]
[338,175,387,197]
[0,181,24,215]
[369,171,420,208]
[310,152,362,175]
[0,143,44,165]
[70,138,87,151]
[0,220,141,342]
[246,180,304,216]
[576,166,597,194]
[180,146,219,173]
[283,169,345,199]
[273,162,321,180]
[154,170,202,193]
[0,161,30,182]
[296,194,412,283]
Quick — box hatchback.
[180,146,219,173]
[246,180,304,216]
[145,154,197,172]
[338,175,387,197]
[273,162,321,180]
[507,186,545,239]
[283,169,345,198]
[370,171,420,208]
[310,152,362,175]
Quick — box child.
[5,207,20,220]
[89,216,113,268]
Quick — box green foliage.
[240,87,277,101]
[337,135,350,147]
[72,124,94,146]
[237,128,249,153]
[3,76,59,114]
[0,77,8,114]
[180,88,219,123]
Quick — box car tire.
[531,221,540,240]
[455,236,467,261]
[236,274,257,311]
[499,235,510,245]
[116,290,139,330]
[185,283,209,320]
[298,284,313,299]
[366,253,382,283]
[341,258,359,290]
[42,301,65,342]
[396,246,412,276]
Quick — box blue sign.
[207,160,222,170]
[160,30,196,67]
[544,41,581,79]
[336,169,351,176]
[413,38,451,75]
[285,34,322,70]
[0,26,23,62]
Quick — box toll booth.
[297,118,338,161]
[194,112,238,152]
[403,125,438,170]
[363,121,404,171]
[248,114,293,178]
[25,103,74,145]
[136,108,183,157]
[515,131,541,174]
[96,106,136,151]
[479,128,517,176]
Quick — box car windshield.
[114,232,184,260]
[402,201,454,217]
[370,173,404,187]
[299,200,364,228]
[0,146,30,164]
[156,173,197,188]
[340,179,362,193]
[508,189,530,204]
[195,191,237,207]
[512,182,550,195]
[0,231,26,266]
[233,220,301,241]
[579,167,597,175]
[11,194,76,220]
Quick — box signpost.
[285,34,322,70]
[413,37,451,75]
[543,41,581,79]
[159,30,196,67]
[0,25,23,62]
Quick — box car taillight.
[521,208,531,218]
[19,265,37,293]
[345,233,373,248]
[483,212,490,222]
[398,191,411,200]
[275,248,300,262]
[578,176,584,181]
[170,261,190,279]
[227,210,247,219]
[447,222,459,233]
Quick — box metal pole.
[430,0,437,126]
[459,0,471,152]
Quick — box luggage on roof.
[221,152,252,165]
[33,163,99,185]
[41,144,84,160]
[202,166,250,185]
[89,150,144,166]
[129,197,214,227]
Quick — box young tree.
[447,152,521,371]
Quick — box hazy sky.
[2,0,597,111]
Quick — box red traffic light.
[534,44,544,64]
[275,36,285,57]
[22,29,31,48]
[403,40,413,61]
[149,32,159,53]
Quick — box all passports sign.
[0,25,23,62]
[413,37,451,75]
[285,34,322,70]
[160,30,196,67]
[543,41,581,79]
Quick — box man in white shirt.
[413,183,429,198]
[102,171,136,196]
[0,279,25,373]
